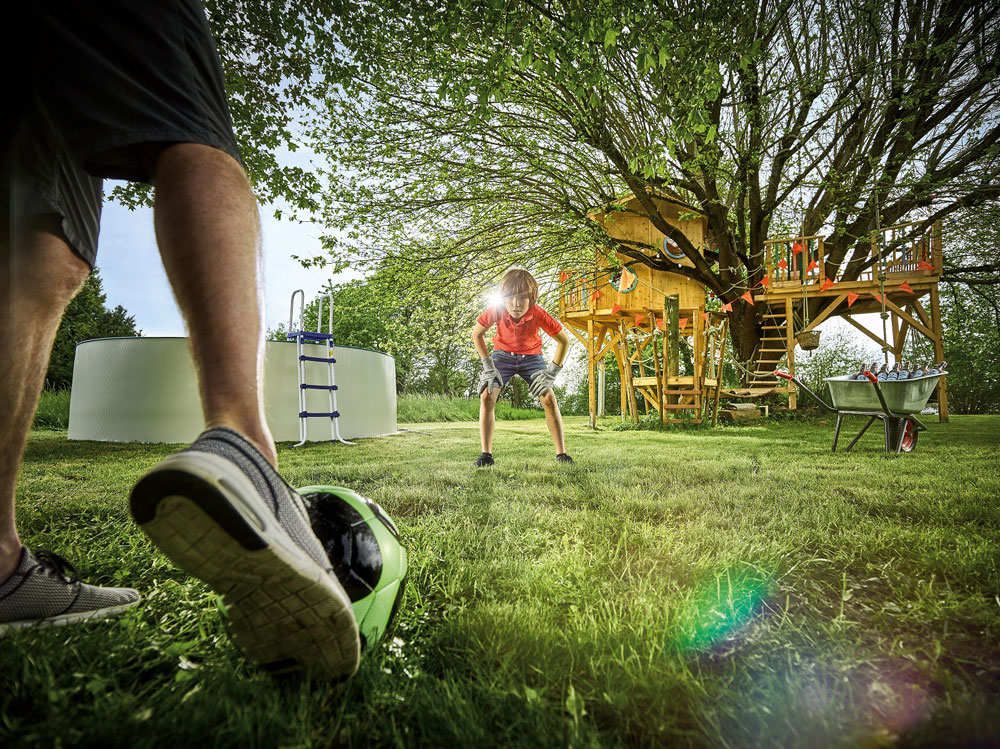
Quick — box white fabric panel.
[68,337,397,443]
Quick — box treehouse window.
[663,236,685,261]
[611,267,638,293]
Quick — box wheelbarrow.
[774,369,944,453]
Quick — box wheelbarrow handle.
[773,370,836,412]
[862,371,878,383]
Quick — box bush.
[33,388,71,429]
[396,394,544,423]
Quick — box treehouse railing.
[761,220,942,290]
[763,235,826,288]
[557,266,618,315]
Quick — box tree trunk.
[729,306,762,386]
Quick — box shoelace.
[34,550,80,584]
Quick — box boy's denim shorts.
[491,350,547,387]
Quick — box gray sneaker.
[129,427,360,679]
[0,548,140,635]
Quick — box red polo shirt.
[477,304,563,355]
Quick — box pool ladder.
[287,290,354,447]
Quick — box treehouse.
[557,194,729,426]
[559,192,949,426]
[747,220,947,418]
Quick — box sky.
[96,185,348,338]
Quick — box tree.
[303,0,1000,374]
[272,257,485,394]
[47,268,141,388]
[903,202,1000,412]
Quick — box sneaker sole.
[129,451,360,679]
[0,598,140,636]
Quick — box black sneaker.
[556,453,574,464]
[474,452,494,468]
[129,427,359,679]
[0,548,140,635]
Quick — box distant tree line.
[47,268,141,389]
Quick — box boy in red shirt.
[472,268,573,467]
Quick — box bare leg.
[149,143,276,467]
[539,390,566,455]
[479,388,500,453]
[0,217,91,581]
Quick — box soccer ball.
[299,485,408,651]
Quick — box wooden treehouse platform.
[558,199,948,426]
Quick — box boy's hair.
[499,267,538,305]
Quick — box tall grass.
[397,393,543,423]
[32,388,71,429]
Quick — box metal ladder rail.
[287,290,354,447]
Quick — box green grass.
[3,416,999,747]
[397,393,543,422]
[32,388,71,429]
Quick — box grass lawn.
[3,415,999,747]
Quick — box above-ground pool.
[68,337,397,443]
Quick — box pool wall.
[68,337,397,443]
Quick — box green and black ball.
[299,485,407,650]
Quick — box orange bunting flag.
[655,317,664,330]
[898,281,914,294]
[820,278,836,292]
[740,290,755,305]
[721,302,732,312]
[777,259,788,270]
[917,260,935,271]
[791,242,803,255]
[619,267,636,290]
[701,312,709,321]
[847,292,859,307]
[611,303,623,315]
[758,276,769,287]
[634,313,646,325]
[591,289,602,301]
[678,317,689,329]
[560,270,570,283]
[872,292,883,303]
[806,259,819,273]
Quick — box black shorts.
[3,0,242,266]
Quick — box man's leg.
[130,142,360,678]
[0,217,90,581]
[149,143,276,466]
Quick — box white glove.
[478,357,504,395]
[529,362,562,397]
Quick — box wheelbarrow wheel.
[900,419,918,452]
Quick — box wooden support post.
[929,284,949,422]
[587,318,596,428]
[692,308,702,418]
[616,346,627,419]
[711,318,729,426]
[651,334,664,423]
[785,297,796,410]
